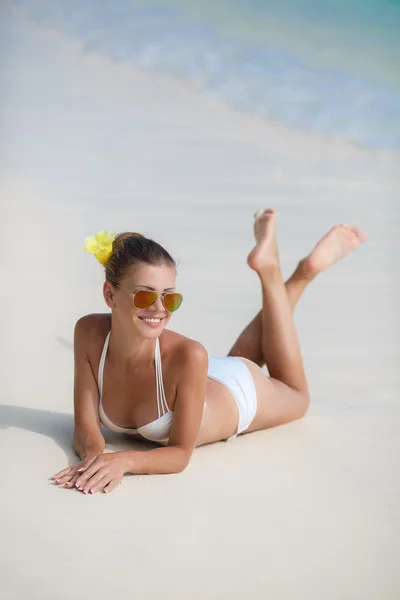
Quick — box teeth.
[142,318,161,323]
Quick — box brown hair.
[105,232,176,285]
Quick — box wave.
[11,0,400,150]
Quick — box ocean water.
[9,0,400,150]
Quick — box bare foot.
[303,224,367,277]
[247,209,280,273]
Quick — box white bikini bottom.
[207,356,257,439]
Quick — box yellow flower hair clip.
[83,230,116,265]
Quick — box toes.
[254,209,266,219]
[254,208,276,219]
[343,224,368,243]
[351,226,368,242]
[335,224,367,244]
[263,208,275,217]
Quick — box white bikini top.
[98,332,174,443]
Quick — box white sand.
[1,9,400,600]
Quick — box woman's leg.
[228,262,313,366]
[239,211,367,430]
[247,209,308,391]
[228,223,367,366]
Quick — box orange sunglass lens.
[133,290,158,309]
[163,293,183,312]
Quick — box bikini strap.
[98,333,168,415]
[155,338,170,417]
[98,331,111,398]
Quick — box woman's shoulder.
[74,313,111,347]
[161,330,208,365]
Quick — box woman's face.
[105,262,178,338]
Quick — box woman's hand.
[52,455,99,490]
[53,452,131,495]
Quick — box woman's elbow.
[172,447,192,473]
[293,391,310,422]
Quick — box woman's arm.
[52,317,106,488]
[123,340,209,474]
[73,341,209,492]
[73,317,106,458]
[73,425,105,460]
[129,342,208,473]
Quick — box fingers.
[77,475,119,495]
[75,458,102,488]
[77,473,122,495]
[85,476,111,495]
[81,469,108,494]
[53,467,75,485]
[52,466,73,480]
[103,479,120,494]
[53,455,122,495]
[52,456,98,486]
[76,456,98,472]
[65,472,80,489]
[54,470,80,487]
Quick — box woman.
[52,209,367,494]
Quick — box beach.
[1,4,400,599]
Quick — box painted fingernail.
[84,491,88,495]
[89,490,94,494]
[79,486,83,491]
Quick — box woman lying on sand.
[52,209,366,494]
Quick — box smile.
[138,317,164,326]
